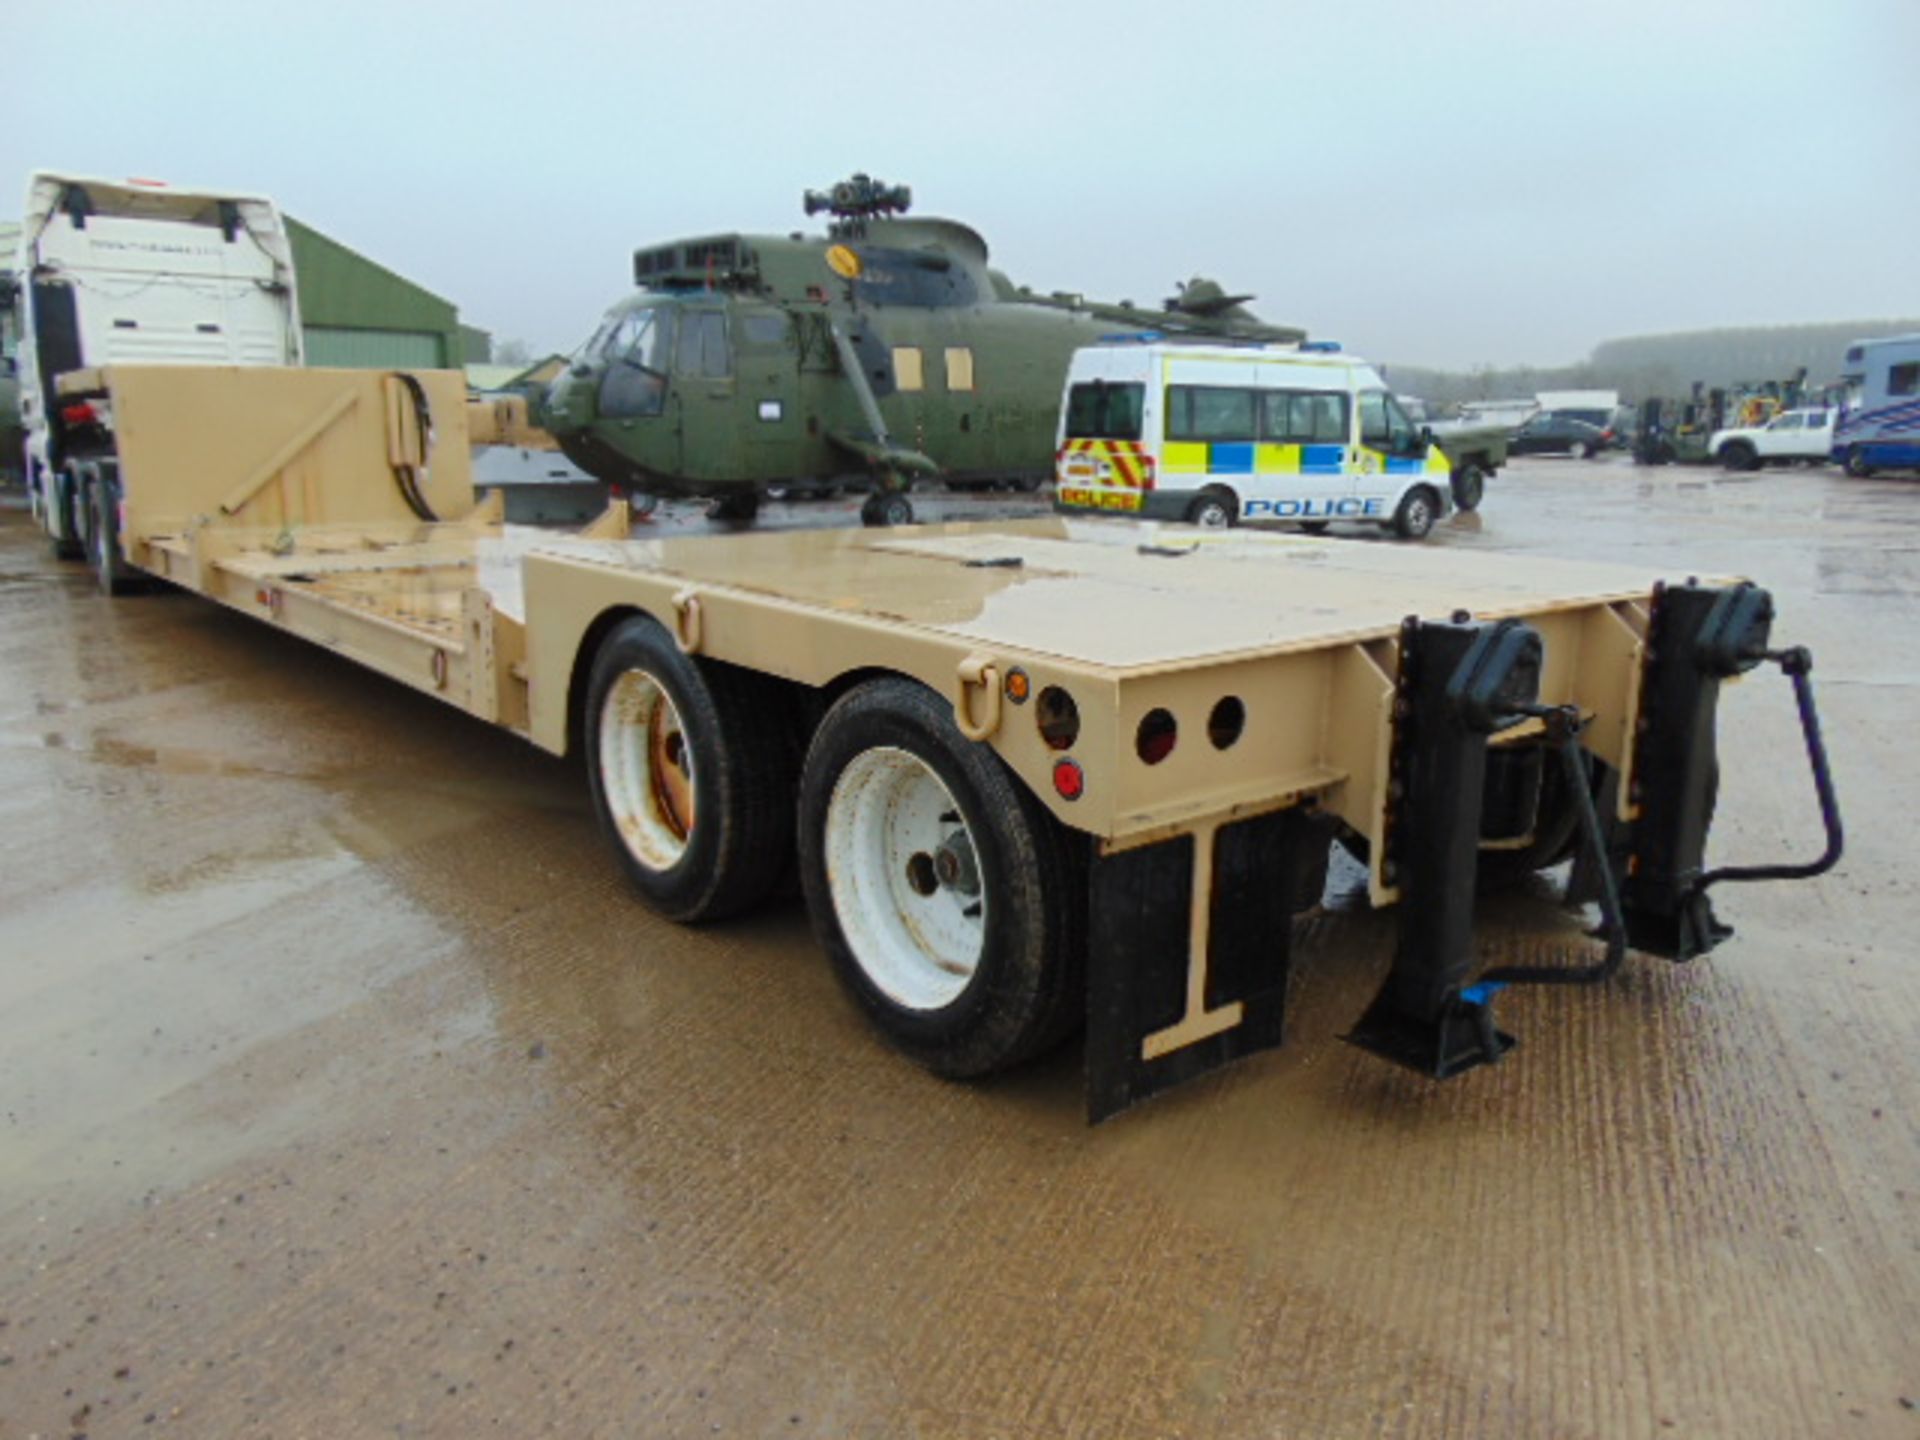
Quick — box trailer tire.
[585,615,797,923]
[798,676,1086,1078]
[1185,487,1238,529]
[84,462,140,597]
[1451,461,1486,511]
[1392,485,1440,540]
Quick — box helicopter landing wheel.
[705,493,761,525]
[861,492,915,527]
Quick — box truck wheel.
[84,462,139,597]
[1185,487,1238,529]
[1451,461,1486,511]
[1391,485,1440,540]
[1718,441,1758,472]
[797,677,1086,1078]
[585,615,797,922]
[1845,447,1875,478]
[51,466,85,561]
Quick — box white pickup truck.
[1709,407,1834,470]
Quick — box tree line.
[1384,319,1920,407]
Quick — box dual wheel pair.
[585,616,1083,1076]
[51,458,139,595]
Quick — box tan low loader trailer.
[52,365,1844,1119]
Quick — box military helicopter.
[539,174,1305,526]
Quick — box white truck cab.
[15,171,303,555]
[1053,339,1455,539]
[1708,406,1834,471]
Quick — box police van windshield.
[1065,381,1144,440]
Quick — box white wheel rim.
[599,668,696,871]
[825,746,985,1011]
[1196,502,1230,529]
[1409,497,1431,531]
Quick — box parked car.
[1509,412,1611,459]
[1708,407,1835,471]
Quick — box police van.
[1053,339,1455,539]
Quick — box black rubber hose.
[389,371,439,523]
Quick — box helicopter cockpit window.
[674,311,731,379]
[597,307,675,419]
[1064,381,1144,440]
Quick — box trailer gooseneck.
[50,364,1843,1119]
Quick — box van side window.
[1064,381,1143,439]
[1890,363,1920,398]
[1167,385,1256,442]
[1260,390,1350,445]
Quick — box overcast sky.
[7,0,1914,369]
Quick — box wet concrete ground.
[1,458,1915,1438]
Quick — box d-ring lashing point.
[953,654,1001,741]
[672,589,703,654]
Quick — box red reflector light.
[126,176,169,188]
[60,401,97,426]
[1052,758,1085,801]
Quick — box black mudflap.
[1085,808,1310,1122]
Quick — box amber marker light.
[1005,668,1031,704]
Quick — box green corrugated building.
[287,217,467,370]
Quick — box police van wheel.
[1298,521,1330,535]
[1451,462,1486,511]
[1186,488,1238,529]
[798,677,1087,1079]
[1392,486,1439,541]
[585,615,798,923]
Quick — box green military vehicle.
[1426,418,1508,510]
[540,174,1306,526]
